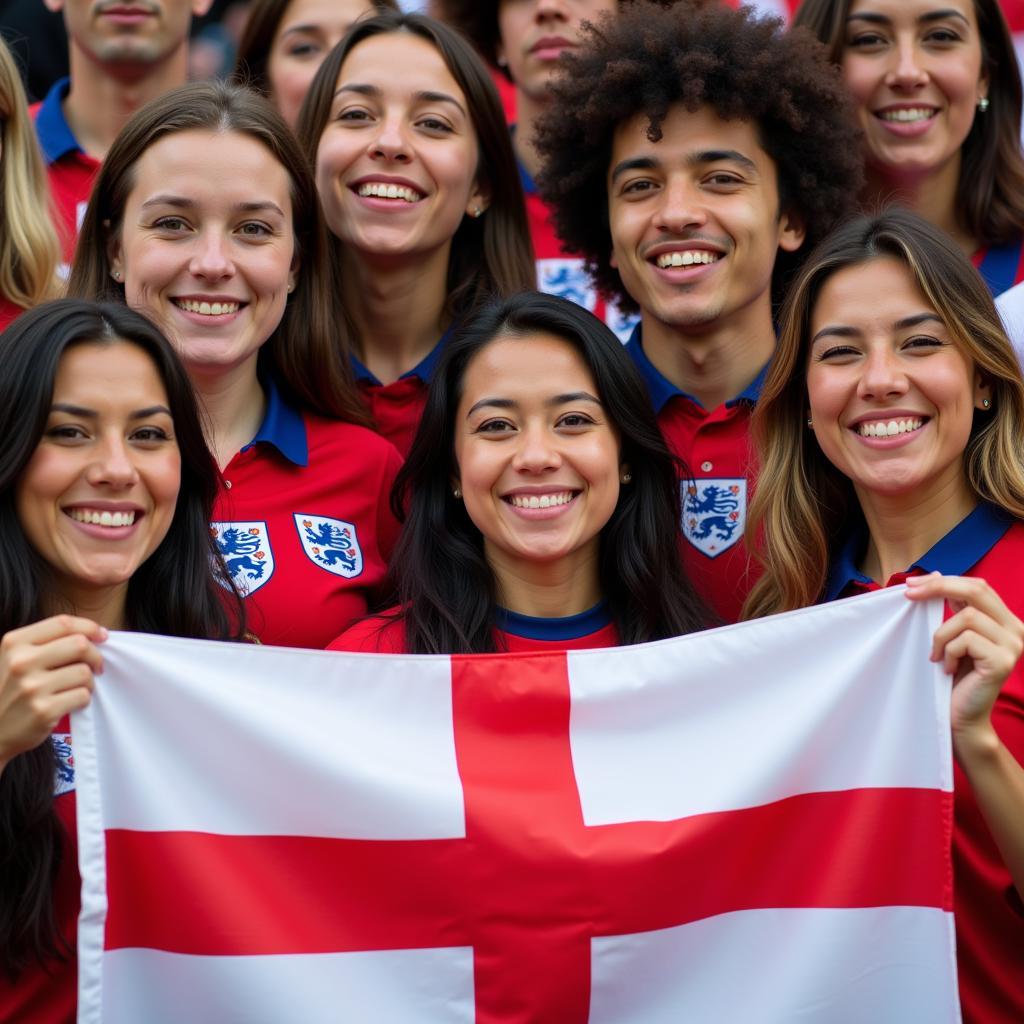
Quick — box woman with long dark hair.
[330,292,710,654]
[744,210,1024,1023]
[0,299,244,1022]
[67,82,402,649]
[792,0,1024,356]
[297,11,536,455]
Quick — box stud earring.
[621,472,632,484]
[978,96,990,113]
[453,486,462,499]
[112,269,122,281]
[982,397,991,409]
[806,417,813,428]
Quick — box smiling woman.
[743,209,1024,1024]
[67,82,404,649]
[0,298,243,1022]
[329,291,711,655]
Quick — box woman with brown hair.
[793,0,1024,356]
[744,209,1024,1024]
[296,11,535,455]
[67,81,402,650]
[0,37,60,330]
[232,0,398,129]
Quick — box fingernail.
[98,626,109,640]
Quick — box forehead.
[276,0,373,35]
[811,257,936,329]
[53,341,168,402]
[127,130,293,206]
[461,332,597,397]
[847,0,978,25]
[338,32,465,99]
[609,104,777,178]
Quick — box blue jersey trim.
[240,377,309,466]
[976,238,1023,298]
[824,502,1015,601]
[350,323,456,387]
[34,77,80,164]
[496,602,612,641]
[624,323,767,413]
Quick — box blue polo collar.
[35,78,81,164]
[350,323,455,387]
[824,502,1014,602]
[624,323,768,414]
[495,601,612,641]
[239,377,308,467]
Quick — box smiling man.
[34,0,212,265]
[535,0,863,621]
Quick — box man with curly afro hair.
[533,0,863,622]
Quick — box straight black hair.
[389,291,712,653]
[0,299,244,978]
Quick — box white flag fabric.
[73,587,960,1023]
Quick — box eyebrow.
[810,312,944,344]
[280,23,323,37]
[466,392,602,417]
[139,195,286,217]
[609,149,758,184]
[51,403,173,419]
[846,9,970,27]
[334,82,467,117]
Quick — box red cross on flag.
[73,587,959,1023]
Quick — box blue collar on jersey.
[240,376,309,467]
[510,125,538,197]
[976,238,1023,298]
[350,323,456,387]
[495,602,612,641]
[623,323,768,414]
[824,502,1014,602]
[34,77,81,164]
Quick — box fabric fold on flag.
[74,586,960,1024]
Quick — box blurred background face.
[266,0,378,128]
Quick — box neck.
[863,157,975,255]
[856,469,977,584]
[342,248,450,384]
[639,300,775,410]
[513,88,548,181]
[188,358,267,470]
[487,545,602,619]
[47,582,128,631]
[63,41,189,160]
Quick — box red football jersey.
[212,382,403,648]
[826,504,1024,1024]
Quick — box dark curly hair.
[534,0,865,312]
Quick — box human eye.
[335,106,372,124]
[417,115,454,134]
[903,334,944,351]
[131,425,173,444]
[845,28,888,49]
[815,344,861,362]
[238,221,273,239]
[621,178,657,197]
[556,411,597,430]
[705,170,743,188]
[46,423,89,442]
[475,417,515,435]
[924,25,963,45]
[153,216,189,233]
[286,40,319,59]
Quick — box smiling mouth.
[505,491,578,509]
[655,250,722,269]
[355,182,423,203]
[875,108,937,123]
[172,299,242,316]
[855,417,927,438]
[66,508,138,527]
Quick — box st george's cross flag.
[73,586,961,1024]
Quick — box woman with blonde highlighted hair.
[744,208,1024,1024]
[0,39,60,330]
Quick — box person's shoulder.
[327,608,406,653]
[304,413,402,461]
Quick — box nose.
[534,0,568,21]
[886,37,928,90]
[512,422,561,474]
[369,114,411,163]
[653,176,708,236]
[189,230,234,281]
[86,434,140,489]
[858,345,909,401]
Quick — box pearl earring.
[806,417,813,428]
[453,486,462,498]
[112,269,122,281]
[621,472,632,484]
[978,96,990,113]
[982,398,991,409]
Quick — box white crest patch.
[537,258,597,312]
[293,514,364,579]
[681,478,746,558]
[210,521,275,596]
[52,732,75,796]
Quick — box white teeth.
[68,509,136,527]
[879,108,935,123]
[508,491,575,509]
[857,418,923,437]
[656,250,721,268]
[176,299,240,316]
[357,182,421,202]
